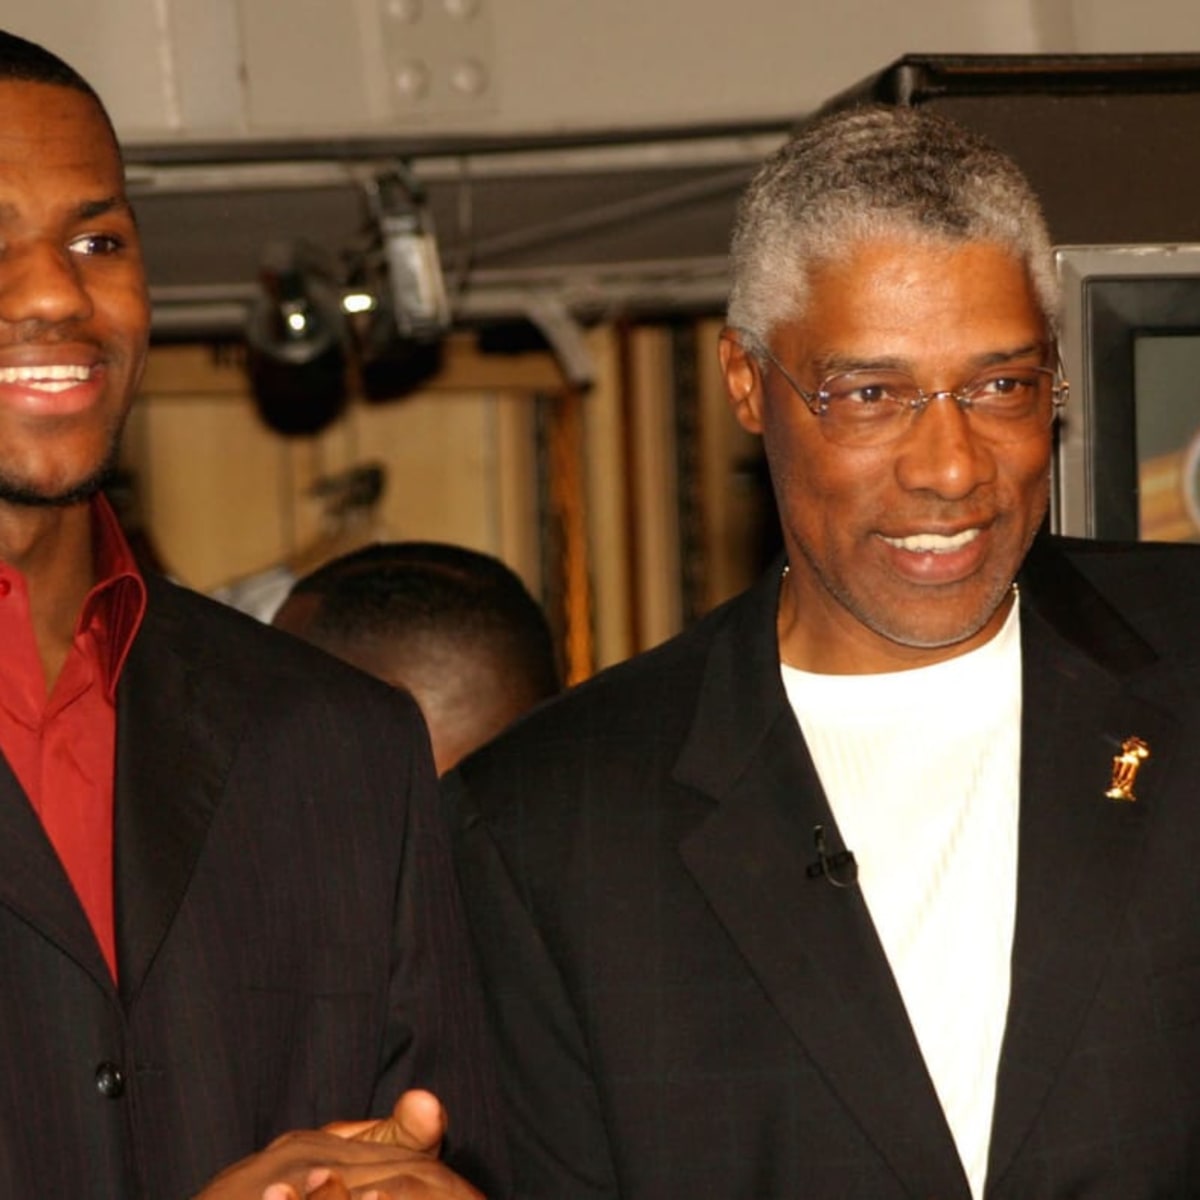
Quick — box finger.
[389,1089,446,1150]
[303,1168,351,1198]
[322,1118,379,1140]
[341,1089,447,1154]
[261,1166,346,1199]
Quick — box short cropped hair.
[285,542,561,703]
[0,29,118,143]
[727,104,1059,351]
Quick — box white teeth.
[0,364,92,389]
[883,528,980,553]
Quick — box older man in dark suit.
[0,30,502,1199]
[446,105,1200,1197]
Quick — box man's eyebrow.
[810,352,910,377]
[975,341,1051,367]
[0,196,134,225]
[809,342,1052,378]
[74,195,132,222]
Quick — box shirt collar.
[80,494,148,700]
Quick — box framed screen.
[1054,245,1200,541]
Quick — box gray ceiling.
[128,122,794,343]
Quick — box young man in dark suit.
[447,105,1200,1197]
[0,30,502,1199]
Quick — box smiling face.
[0,79,149,509]
[722,236,1054,674]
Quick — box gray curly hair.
[726,105,1059,352]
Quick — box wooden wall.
[124,321,766,681]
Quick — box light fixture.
[341,291,378,316]
[343,163,450,401]
[374,163,451,341]
[244,240,349,436]
[244,164,452,424]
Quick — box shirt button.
[0,578,10,597]
[94,1061,125,1099]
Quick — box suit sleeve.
[371,707,511,1197]
[444,770,622,1200]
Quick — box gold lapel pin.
[1106,736,1150,802]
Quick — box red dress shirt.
[0,497,146,980]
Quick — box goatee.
[0,457,118,509]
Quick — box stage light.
[243,166,452,423]
[244,240,349,436]
[345,164,450,402]
[374,164,451,341]
[341,291,378,315]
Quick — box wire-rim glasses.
[749,338,1069,449]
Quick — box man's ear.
[718,328,765,434]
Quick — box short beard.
[0,457,118,509]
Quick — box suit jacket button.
[95,1062,125,1099]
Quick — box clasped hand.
[196,1089,484,1200]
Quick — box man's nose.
[0,241,94,328]
[893,392,995,499]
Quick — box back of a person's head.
[279,540,560,696]
[273,541,561,771]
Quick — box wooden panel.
[124,342,553,597]
[580,326,634,670]
[627,326,682,650]
[355,391,502,546]
[123,391,297,589]
[493,393,544,596]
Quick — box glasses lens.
[963,367,1055,438]
[819,372,917,446]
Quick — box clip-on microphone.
[805,823,858,888]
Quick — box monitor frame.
[1054,244,1200,540]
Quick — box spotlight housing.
[244,240,348,436]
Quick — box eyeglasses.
[753,341,1069,449]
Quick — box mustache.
[0,319,105,349]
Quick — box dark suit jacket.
[447,534,1200,1198]
[0,572,505,1198]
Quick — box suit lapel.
[675,566,971,1198]
[0,758,112,987]
[987,544,1176,1190]
[113,576,246,1005]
